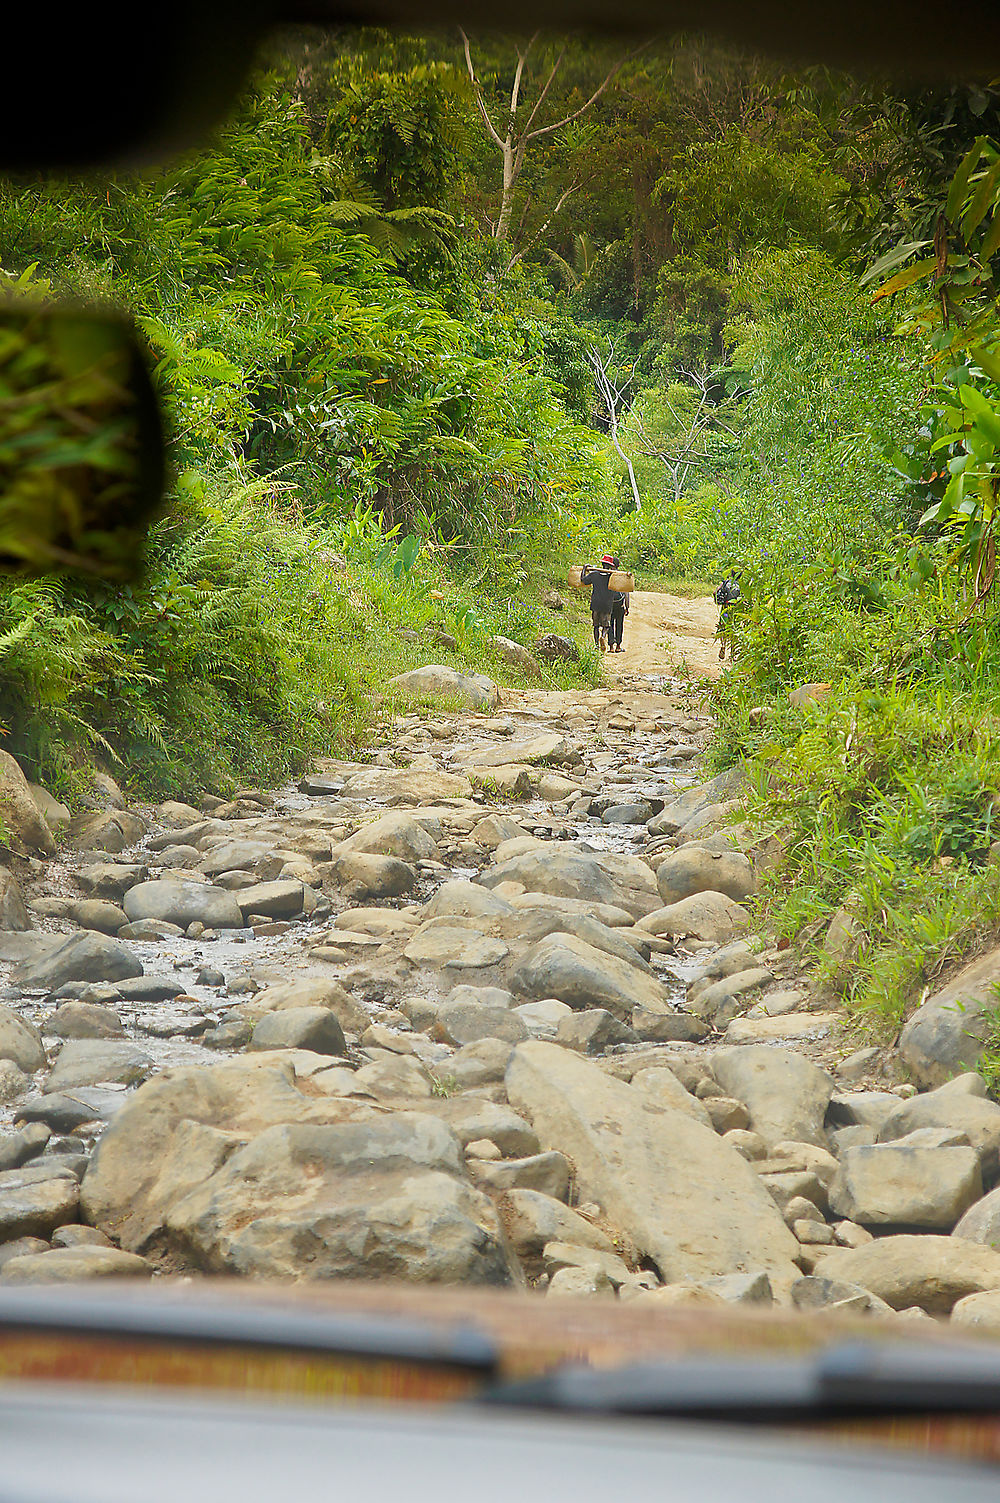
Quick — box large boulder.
[506,1041,800,1289]
[233,880,305,920]
[333,812,439,864]
[248,1008,346,1056]
[0,1245,151,1283]
[403,926,509,970]
[502,1188,614,1262]
[241,979,371,1034]
[0,750,56,855]
[953,1184,1000,1248]
[898,947,1000,1088]
[656,846,756,906]
[326,850,416,899]
[829,1144,982,1230]
[81,1060,375,1252]
[0,1008,45,1073]
[13,931,143,990]
[0,1165,79,1239]
[387,665,499,713]
[711,1047,833,1148]
[638,892,750,944]
[813,1235,1000,1313]
[479,848,659,920]
[45,1040,152,1093]
[339,767,473,803]
[457,732,569,771]
[647,768,744,838]
[123,880,243,930]
[509,933,673,1019]
[490,635,542,679]
[423,880,515,921]
[0,869,31,932]
[877,1090,1000,1180]
[162,1116,515,1284]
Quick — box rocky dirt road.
[1,596,1000,1332]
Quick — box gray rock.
[602,802,652,825]
[953,1184,1000,1247]
[51,1224,112,1248]
[435,1002,528,1048]
[13,932,143,990]
[813,1235,1000,1313]
[503,1189,612,1262]
[427,1097,539,1158]
[334,812,440,864]
[647,768,744,838]
[533,633,579,663]
[404,927,509,970]
[354,1055,432,1098]
[118,920,185,942]
[164,1115,515,1283]
[244,978,372,1035]
[688,967,773,1023]
[791,1275,892,1315]
[898,947,1000,1088]
[554,1009,638,1054]
[510,933,673,1019]
[445,1038,514,1089]
[0,868,31,932]
[479,847,660,921]
[14,1094,101,1131]
[506,1041,800,1289]
[123,880,244,930]
[45,1040,152,1093]
[387,665,500,713]
[115,976,188,1003]
[712,1047,834,1148]
[469,1151,571,1200]
[638,892,750,944]
[877,1090,1000,1179]
[47,1003,124,1040]
[0,1007,45,1072]
[951,1290,1000,1331]
[702,1271,774,1306]
[0,1061,31,1104]
[66,809,146,853]
[830,1144,982,1229]
[234,880,305,919]
[248,1008,346,1056]
[0,1246,152,1282]
[0,1165,79,1240]
[656,847,756,906]
[0,1237,49,1270]
[424,880,515,921]
[490,635,541,678]
[631,1009,708,1043]
[827,1091,901,1129]
[202,1018,254,1052]
[0,750,57,854]
[543,1240,633,1288]
[68,900,128,935]
[75,862,149,900]
[0,1122,50,1171]
[327,850,418,898]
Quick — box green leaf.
[963,157,1000,238]
[858,241,930,289]
[981,212,1000,263]
[947,139,987,223]
[970,344,1000,385]
[872,257,937,299]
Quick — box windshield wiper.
[482,1342,1000,1421]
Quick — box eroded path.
[0,595,993,1329]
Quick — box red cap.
[601,554,614,564]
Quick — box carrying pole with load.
[569,564,634,593]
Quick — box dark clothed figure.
[582,565,614,650]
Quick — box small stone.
[465,1139,502,1161]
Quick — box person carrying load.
[608,554,629,653]
[582,553,616,652]
[714,572,741,661]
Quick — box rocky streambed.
[1,668,1000,1331]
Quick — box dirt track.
[603,590,722,682]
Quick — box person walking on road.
[608,554,628,653]
[582,553,616,652]
[714,572,741,661]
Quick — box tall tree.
[459,31,646,244]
